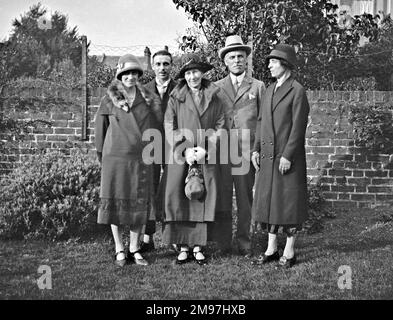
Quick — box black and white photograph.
[0,0,392,308]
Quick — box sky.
[0,0,194,55]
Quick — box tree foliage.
[0,3,82,85]
[173,0,393,90]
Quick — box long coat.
[252,76,309,225]
[95,80,162,226]
[214,74,265,212]
[163,79,225,223]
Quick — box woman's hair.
[279,58,295,71]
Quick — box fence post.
[247,33,253,77]
[81,35,88,141]
[144,46,152,70]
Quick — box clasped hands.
[251,152,291,174]
[185,147,207,165]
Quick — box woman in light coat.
[251,44,310,268]
[163,54,225,265]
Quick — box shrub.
[349,103,393,153]
[304,179,336,234]
[0,150,101,240]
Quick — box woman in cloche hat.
[162,53,226,265]
[94,54,162,267]
[251,44,310,268]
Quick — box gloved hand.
[194,146,207,162]
[185,148,196,165]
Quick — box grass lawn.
[0,206,392,300]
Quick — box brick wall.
[1,88,392,208]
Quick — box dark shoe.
[127,250,149,266]
[279,255,297,268]
[139,240,155,253]
[176,250,191,265]
[252,251,280,265]
[192,249,207,266]
[114,251,127,267]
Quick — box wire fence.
[88,43,180,57]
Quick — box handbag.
[184,164,205,200]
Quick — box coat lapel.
[234,76,252,103]
[198,84,219,117]
[265,85,275,137]
[221,75,236,102]
[272,77,294,111]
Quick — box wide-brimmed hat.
[175,53,213,79]
[218,35,252,60]
[266,44,297,68]
[116,54,143,80]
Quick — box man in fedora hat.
[212,35,266,257]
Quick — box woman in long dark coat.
[95,54,162,267]
[163,54,225,265]
[251,44,310,268]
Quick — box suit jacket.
[215,74,266,160]
[145,78,177,119]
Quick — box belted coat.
[252,76,310,225]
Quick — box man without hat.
[141,50,177,253]
[212,35,266,257]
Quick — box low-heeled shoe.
[193,251,208,265]
[279,255,297,268]
[139,241,155,253]
[175,251,191,265]
[252,251,280,265]
[127,250,149,266]
[114,251,127,267]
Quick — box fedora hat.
[116,54,144,80]
[218,35,252,60]
[176,53,213,79]
[266,44,297,68]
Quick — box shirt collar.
[230,72,246,86]
[276,71,291,88]
[156,78,171,87]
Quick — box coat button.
[261,141,265,145]
[269,155,274,160]
[270,142,273,145]
[261,154,265,159]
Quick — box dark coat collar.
[271,76,295,111]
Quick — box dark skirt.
[97,156,151,227]
[162,222,207,246]
[260,223,302,236]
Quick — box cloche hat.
[175,53,213,80]
[116,54,144,80]
[218,35,252,60]
[266,44,297,68]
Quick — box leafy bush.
[0,150,101,240]
[304,179,336,234]
[349,103,393,153]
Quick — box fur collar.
[107,80,163,123]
